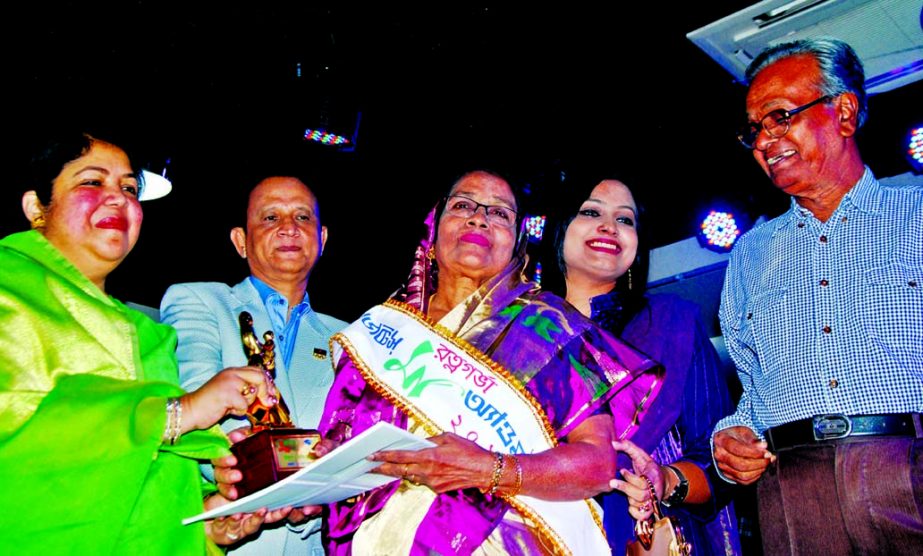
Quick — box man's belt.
[765,413,922,452]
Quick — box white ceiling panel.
[687,0,923,93]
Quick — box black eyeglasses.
[443,195,518,228]
[737,95,832,149]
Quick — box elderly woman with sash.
[317,169,662,555]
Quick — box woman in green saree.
[0,131,283,554]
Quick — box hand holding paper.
[184,421,435,524]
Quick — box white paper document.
[183,421,435,524]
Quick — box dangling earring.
[627,268,633,291]
[426,245,436,260]
[30,214,46,230]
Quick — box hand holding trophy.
[230,312,321,497]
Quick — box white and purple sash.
[332,300,609,556]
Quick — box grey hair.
[746,37,867,128]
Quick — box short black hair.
[25,130,142,205]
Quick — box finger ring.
[409,474,419,485]
[639,501,650,512]
[227,532,240,541]
[401,464,410,478]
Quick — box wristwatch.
[661,464,689,507]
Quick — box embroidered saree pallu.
[328,299,660,555]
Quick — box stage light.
[304,128,351,147]
[295,56,361,151]
[906,124,923,173]
[302,110,361,150]
[697,210,741,253]
[525,215,546,242]
[140,169,172,201]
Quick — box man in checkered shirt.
[711,37,922,554]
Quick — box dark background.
[4,3,920,320]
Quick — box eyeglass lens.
[740,110,791,148]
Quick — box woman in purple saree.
[315,170,662,555]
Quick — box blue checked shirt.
[715,168,923,438]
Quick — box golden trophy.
[230,311,320,497]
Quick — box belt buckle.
[813,414,852,441]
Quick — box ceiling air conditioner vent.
[753,0,831,27]
[687,0,923,94]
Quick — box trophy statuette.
[230,311,320,497]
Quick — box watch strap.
[661,464,689,507]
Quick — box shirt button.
[819,279,829,287]
[841,217,847,223]
[823,325,832,334]
[910,281,918,288]
[747,312,753,320]
[797,222,805,228]
[819,235,828,243]
[829,378,839,389]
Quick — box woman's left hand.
[202,494,293,545]
[609,439,664,521]
[369,432,494,493]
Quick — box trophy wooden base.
[230,428,321,497]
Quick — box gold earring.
[30,214,46,230]
[426,245,436,260]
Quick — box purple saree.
[317,210,662,555]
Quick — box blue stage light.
[697,210,741,253]
[525,215,546,242]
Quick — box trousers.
[757,436,923,555]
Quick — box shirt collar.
[778,166,879,232]
[248,275,311,311]
[839,166,880,215]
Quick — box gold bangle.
[482,452,504,495]
[505,454,523,497]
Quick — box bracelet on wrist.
[164,397,183,445]
[504,454,523,497]
[482,452,505,495]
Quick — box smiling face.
[434,171,518,289]
[24,139,142,289]
[562,179,638,291]
[746,54,856,198]
[232,177,327,291]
